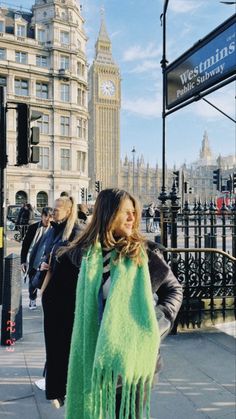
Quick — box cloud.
[122,93,162,118]
[168,0,203,14]
[129,60,160,74]
[123,43,162,62]
[111,30,121,39]
[190,86,235,120]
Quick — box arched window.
[15,190,27,204]
[37,191,48,209]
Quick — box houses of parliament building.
[1,0,234,208]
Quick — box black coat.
[42,240,183,400]
[41,222,81,400]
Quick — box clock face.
[100,80,115,97]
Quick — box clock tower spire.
[88,11,121,191]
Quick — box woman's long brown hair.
[60,188,146,264]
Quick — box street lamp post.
[131,147,136,195]
[159,0,169,204]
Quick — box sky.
[2,0,236,168]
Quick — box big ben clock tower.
[88,12,121,191]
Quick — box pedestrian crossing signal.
[81,187,85,200]
[95,181,101,193]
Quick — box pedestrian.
[60,191,69,197]
[65,188,183,419]
[16,202,34,240]
[146,202,155,233]
[20,207,53,310]
[36,196,80,407]
[153,207,160,233]
[77,203,92,228]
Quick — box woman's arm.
[147,242,183,327]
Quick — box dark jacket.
[42,239,182,400]
[41,221,81,400]
[66,239,183,330]
[20,221,41,264]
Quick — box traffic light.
[16,104,41,166]
[16,103,30,165]
[184,181,188,193]
[226,176,232,193]
[213,169,221,191]
[233,173,236,190]
[173,171,179,189]
[30,126,40,163]
[80,187,85,200]
[95,180,101,193]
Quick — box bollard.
[1,253,22,346]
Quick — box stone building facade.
[119,155,173,205]
[1,0,88,208]
[182,131,235,203]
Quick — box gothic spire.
[200,130,212,161]
[95,8,113,62]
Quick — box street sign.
[165,14,235,109]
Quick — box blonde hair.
[55,196,77,241]
[62,189,146,265]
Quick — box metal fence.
[158,191,236,328]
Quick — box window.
[15,51,27,64]
[77,118,82,137]
[60,55,69,70]
[77,62,85,77]
[38,29,46,42]
[82,119,87,139]
[0,76,6,86]
[77,87,85,106]
[60,31,69,45]
[60,116,69,136]
[0,21,5,33]
[0,49,6,60]
[36,82,49,99]
[37,114,49,134]
[38,147,49,169]
[61,149,70,170]
[15,79,29,96]
[37,191,48,208]
[77,118,86,138]
[77,151,86,173]
[16,24,26,37]
[60,83,69,102]
[15,190,27,205]
[36,55,48,67]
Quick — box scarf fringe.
[92,367,153,419]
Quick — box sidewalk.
[0,280,235,419]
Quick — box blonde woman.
[37,196,80,406]
[63,189,183,418]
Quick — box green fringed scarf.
[65,243,160,419]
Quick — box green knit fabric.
[65,242,160,419]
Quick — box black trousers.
[28,271,38,300]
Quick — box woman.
[38,196,80,406]
[64,189,183,419]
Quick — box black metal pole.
[0,86,7,305]
[159,0,169,204]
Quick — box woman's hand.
[40,262,50,271]
[21,263,27,272]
